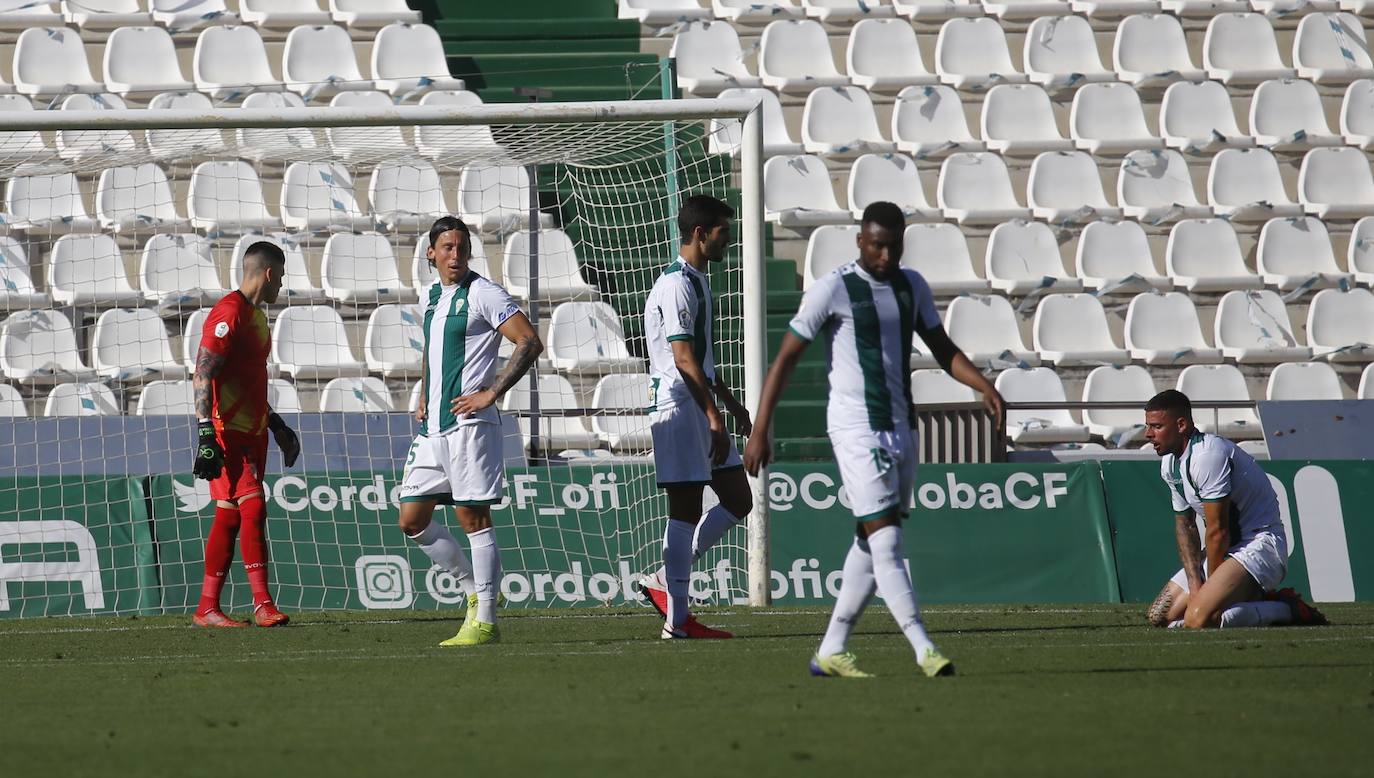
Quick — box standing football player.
[397,216,543,646]
[744,202,1003,678]
[639,194,754,639]
[192,241,300,628]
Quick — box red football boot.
[1269,588,1329,626]
[634,574,670,618]
[253,602,290,628]
[661,615,733,640]
[193,609,249,628]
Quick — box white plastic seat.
[457,164,546,235]
[1033,293,1131,366]
[410,233,492,295]
[503,229,596,301]
[902,223,990,294]
[415,90,502,161]
[1361,363,1374,398]
[268,378,302,414]
[271,306,368,380]
[136,379,195,416]
[1341,78,1374,148]
[983,0,1073,18]
[759,19,849,93]
[0,95,52,167]
[146,91,228,160]
[1256,216,1353,291]
[804,0,897,20]
[363,304,424,378]
[1298,147,1374,219]
[321,232,416,305]
[44,383,120,417]
[230,233,326,302]
[1349,216,1374,284]
[236,92,317,161]
[1166,219,1264,293]
[371,22,465,97]
[986,220,1083,294]
[1114,13,1207,87]
[1075,220,1171,292]
[1118,149,1214,224]
[13,27,103,97]
[48,234,142,308]
[713,0,805,22]
[92,308,187,383]
[502,373,601,451]
[240,0,330,28]
[0,309,97,384]
[892,0,982,18]
[1204,13,1297,85]
[181,307,210,370]
[1251,79,1345,150]
[935,17,1028,89]
[150,0,236,29]
[591,373,653,451]
[0,384,26,416]
[61,0,148,28]
[1267,361,1344,401]
[283,24,373,99]
[620,0,713,23]
[1159,80,1254,153]
[96,164,186,234]
[5,172,97,233]
[280,161,369,232]
[1214,288,1310,362]
[104,26,193,96]
[1207,148,1304,222]
[764,155,851,227]
[193,24,282,101]
[671,21,762,95]
[804,225,859,287]
[1124,292,1223,364]
[1082,364,1156,445]
[1307,287,1374,360]
[981,84,1073,157]
[1294,12,1374,85]
[846,18,938,91]
[369,161,449,233]
[847,153,941,221]
[1071,0,1163,16]
[547,302,640,373]
[911,368,977,405]
[891,85,984,159]
[996,367,1091,443]
[0,3,61,29]
[326,90,410,160]
[1024,15,1117,88]
[320,376,395,412]
[0,238,49,310]
[937,152,1032,224]
[55,93,139,164]
[1253,0,1341,14]
[1070,82,1162,155]
[946,294,1041,367]
[1027,150,1123,223]
[329,0,419,28]
[709,88,803,157]
[187,160,281,234]
[138,233,224,309]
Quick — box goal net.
[0,97,766,619]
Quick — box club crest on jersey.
[214,322,229,338]
[678,308,691,330]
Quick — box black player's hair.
[242,240,285,272]
[677,194,734,243]
[428,216,473,260]
[1145,389,1193,420]
[861,201,905,235]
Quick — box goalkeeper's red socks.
[196,504,241,617]
[238,495,287,625]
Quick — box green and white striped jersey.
[1160,431,1283,544]
[789,262,941,434]
[421,271,522,437]
[644,257,717,413]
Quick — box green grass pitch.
[2,604,1371,777]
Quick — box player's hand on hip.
[193,421,225,480]
[743,433,771,477]
[414,400,427,423]
[268,412,300,468]
[451,389,496,419]
[708,408,730,466]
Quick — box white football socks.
[468,527,501,623]
[407,521,475,597]
[663,518,695,628]
[818,536,877,657]
[1219,600,1293,628]
[867,525,936,660]
[692,505,744,560]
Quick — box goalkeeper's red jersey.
[201,291,271,436]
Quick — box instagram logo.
[354,555,414,609]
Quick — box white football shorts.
[649,402,743,487]
[1169,529,1288,593]
[398,423,505,506]
[832,427,917,521]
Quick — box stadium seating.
[13,27,103,96]
[620,0,713,24]
[937,152,1031,224]
[1027,150,1123,222]
[1361,364,1374,399]
[709,88,804,156]
[1081,364,1155,445]
[846,18,938,91]
[327,91,410,160]
[671,21,762,94]
[369,161,449,233]
[1250,78,1344,150]
[502,229,598,300]
[150,0,237,30]
[55,93,139,164]
[320,376,396,412]
[0,3,61,29]
[269,378,303,414]
[901,223,989,294]
[135,379,195,416]
[0,238,49,310]
[363,304,423,379]
[415,90,502,160]
[61,0,149,29]
[271,306,368,380]
[1255,216,1354,291]
[0,95,52,166]
[44,383,120,417]
[1175,364,1261,439]
[456,164,541,235]
[1166,218,1264,293]
[804,225,859,286]
[1113,13,1205,86]
[91,308,187,383]
[804,0,898,22]
[935,17,1027,89]
[893,0,981,18]
[1117,149,1214,223]
[236,92,317,162]
[1266,361,1344,401]
[944,294,1041,367]
[764,155,850,227]
[891,85,984,158]
[1306,287,1374,361]
[1203,12,1296,85]
[996,367,1091,443]
[1213,289,1311,362]
[1158,80,1254,153]
[1340,79,1374,148]
[910,368,977,405]
[280,161,369,232]
[95,164,185,234]
[714,0,805,22]
[985,220,1082,294]
[503,373,600,451]
[1349,217,1374,285]
[6,172,98,232]
[1124,292,1223,364]
[230,234,327,302]
[192,24,283,100]
[981,84,1073,157]
[1032,293,1131,366]
[847,153,940,221]
[547,302,640,372]
[48,234,143,308]
[0,309,97,384]
[1075,220,1170,293]
[139,233,227,307]
[103,26,193,96]
[1207,148,1304,222]
[240,0,332,28]
[0,384,27,417]
[283,24,373,99]
[759,19,849,93]
[146,92,229,161]
[802,86,896,157]
[1299,147,1374,218]
[371,22,466,97]
[187,161,281,234]
[1023,15,1115,87]
[1293,13,1374,85]
[329,0,420,29]
[1070,82,1162,155]
[181,307,210,371]
[321,232,416,305]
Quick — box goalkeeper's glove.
[193,420,224,480]
[268,412,300,468]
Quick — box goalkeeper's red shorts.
[209,430,269,502]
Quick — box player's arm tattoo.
[1174,512,1205,591]
[490,331,543,402]
[192,346,227,420]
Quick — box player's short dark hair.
[1145,389,1192,420]
[861,201,905,235]
[242,240,285,272]
[677,194,734,242]
[428,215,473,260]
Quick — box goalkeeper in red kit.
[191,241,301,628]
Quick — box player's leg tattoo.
[1147,585,1174,627]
